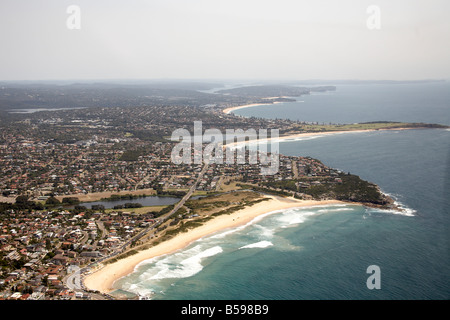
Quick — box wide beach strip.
[83,195,345,293]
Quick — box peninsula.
[0,81,447,300]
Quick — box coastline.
[55,188,156,203]
[224,127,414,149]
[223,102,279,114]
[83,195,347,294]
[221,102,424,147]
[82,104,431,295]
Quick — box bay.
[113,83,450,300]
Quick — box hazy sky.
[0,0,449,81]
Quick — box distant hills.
[0,81,333,113]
[216,85,336,98]
[0,79,445,113]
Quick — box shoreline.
[54,188,157,203]
[223,127,414,149]
[221,102,427,147]
[223,102,279,114]
[83,196,348,294]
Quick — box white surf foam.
[317,207,355,213]
[148,245,223,280]
[131,205,365,284]
[272,205,357,228]
[275,210,316,227]
[369,203,416,217]
[209,209,286,240]
[239,241,273,250]
[304,203,352,209]
[251,224,275,239]
[224,133,324,150]
[376,191,416,217]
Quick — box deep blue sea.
[113,82,450,300]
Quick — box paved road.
[131,163,208,243]
[134,168,162,191]
[169,164,208,216]
[64,267,81,290]
[64,163,208,299]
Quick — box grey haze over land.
[0,0,449,81]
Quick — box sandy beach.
[222,102,415,146]
[83,195,346,294]
[223,103,275,114]
[82,105,416,295]
[223,128,412,149]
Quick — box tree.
[42,275,49,287]
[45,238,52,250]
[73,205,87,213]
[62,197,80,205]
[15,195,29,205]
[45,196,61,206]
[91,204,105,211]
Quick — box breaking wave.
[239,241,273,249]
[136,245,223,282]
[376,191,416,217]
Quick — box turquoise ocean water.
[113,82,450,300]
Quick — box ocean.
[112,82,450,300]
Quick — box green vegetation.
[236,183,292,197]
[61,197,80,205]
[127,192,268,252]
[151,197,269,246]
[100,193,153,201]
[155,190,187,197]
[105,250,139,264]
[128,130,167,142]
[118,149,144,162]
[288,121,449,134]
[259,173,391,206]
[113,203,143,210]
[45,196,61,205]
[301,174,389,205]
[0,196,44,213]
[91,204,105,211]
[154,204,175,218]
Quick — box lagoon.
[65,196,181,210]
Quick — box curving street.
[63,163,208,299]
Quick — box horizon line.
[0,78,448,84]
